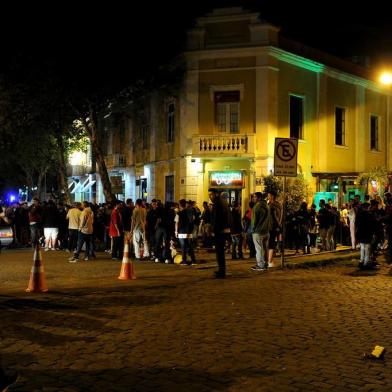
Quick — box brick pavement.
[1,248,392,391]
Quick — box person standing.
[209,188,230,278]
[131,199,148,260]
[382,192,392,263]
[200,201,213,248]
[230,201,243,259]
[251,192,271,271]
[243,198,256,258]
[175,199,196,265]
[109,201,124,260]
[42,200,59,251]
[295,202,311,255]
[317,199,331,251]
[68,201,94,262]
[66,202,82,253]
[267,191,282,266]
[355,202,376,269]
[146,199,159,261]
[122,198,134,251]
[28,197,43,246]
[347,201,357,251]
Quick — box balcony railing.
[193,134,254,156]
[106,154,126,168]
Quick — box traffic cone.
[26,244,48,293]
[118,241,136,280]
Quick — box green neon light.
[269,47,324,73]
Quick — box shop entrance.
[221,188,242,207]
[135,178,147,200]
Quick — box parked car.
[0,220,13,247]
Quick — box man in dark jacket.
[317,199,330,251]
[209,188,230,278]
[355,202,376,269]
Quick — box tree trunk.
[37,171,46,201]
[56,134,71,204]
[73,102,116,203]
[89,106,115,203]
[93,139,115,203]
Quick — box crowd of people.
[1,190,392,273]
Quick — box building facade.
[89,7,391,210]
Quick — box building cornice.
[196,11,260,26]
[184,46,389,94]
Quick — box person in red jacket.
[109,201,124,260]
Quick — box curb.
[284,254,358,269]
[194,250,361,270]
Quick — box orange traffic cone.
[26,244,48,293]
[118,241,136,280]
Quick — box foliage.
[262,173,311,210]
[263,174,283,196]
[65,121,89,157]
[286,174,311,211]
[357,166,388,196]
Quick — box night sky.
[0,1,391,85]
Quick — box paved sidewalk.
[1,248,390,391]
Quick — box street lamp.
[380,71,392,86]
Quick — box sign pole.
[281,176,287,268]
[273,137,298,269]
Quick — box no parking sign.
[274,138,298,177]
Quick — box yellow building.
[97,7,391,209]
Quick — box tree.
[263,173,311,211]
[263,174,283,196]
[357,166,388,197]
[286,174,311,211]
[70,100,115,203]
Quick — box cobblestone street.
[2,249,392,391]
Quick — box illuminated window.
[335,107,346,146]
[167,103,175,143]
[370,115,379,151]
[214,91,240,133]
[289,95,303,139]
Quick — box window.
[141,126,148,150]
[167,103,175,143]
[335,107,346,146]
[289,95,304,139]
[214,91,240,133]
[370,115,379,151]
[165,175,174,203]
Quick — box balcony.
[193,134,254,157]
[106,154,126,168]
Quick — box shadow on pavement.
[0,298,78,311]
[9,366,279,392]
[344,269,380,277]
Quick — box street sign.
[274,138,298,177]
